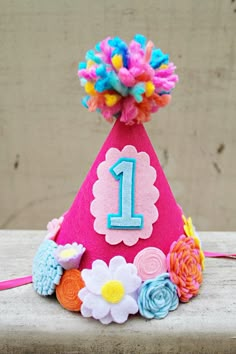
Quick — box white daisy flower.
[79,256,141,324]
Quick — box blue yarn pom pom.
[95,41,101,52]
[81,96,90,108]
[95,77,112,92]
[78,62,86,70]
[85,49,102,64]
[130,83,145,103]
[108,71,128,96]
[150,49,169,69]
[134,34,147,48]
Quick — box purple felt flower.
[54,243,86,270]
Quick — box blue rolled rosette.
[138,273,179,319]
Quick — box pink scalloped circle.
[133,247,167,281]
[90,145,159,246]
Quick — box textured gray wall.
[0,0,235,230]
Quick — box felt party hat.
[30,35,205,324]
[55,119,184,268]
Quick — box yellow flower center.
[101,280,125,304]
[60,249,77,259]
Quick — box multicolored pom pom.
[78,34,178,125]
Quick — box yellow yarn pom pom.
[145,81,155,97]
[160,64,168,70]
[84,81,96,96]
[86,60,95,69]
[111,54,123,71]
[104,93,121,107]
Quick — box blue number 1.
[107,157,143,229]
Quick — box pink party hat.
[30,35,205,324]
[56,118,184,269]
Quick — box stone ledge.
[0,231,236,354]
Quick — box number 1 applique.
[90,145,159,246]
[108,157,143,230]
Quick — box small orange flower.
[167,235,203,303]
[56,269,85,312]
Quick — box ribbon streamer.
[0,275,32,291]
[204,251,236,259]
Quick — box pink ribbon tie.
[204,251,236,259]
[0,275,32,291]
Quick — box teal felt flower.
[32,240,63,296]
[138,273,179,319]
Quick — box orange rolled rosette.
[167,235,203,303]
[56,269,84,311]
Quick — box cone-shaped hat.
[31,35,204,324]
[56,118,184,269]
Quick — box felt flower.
[167,235,203,302]
[78,34,178,125]
[45,216,64,241]
[54,243,86,270]
[56,269,85,311]
[138,273,179,319]
[182,215,193,236]
[78,256,142,324]
[134,247,167,281]
[32,240,63,296]
[182,215,205,270]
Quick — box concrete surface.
[0,1,236,231]
[0,230,236,353]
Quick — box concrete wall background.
[0,0,235,231]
